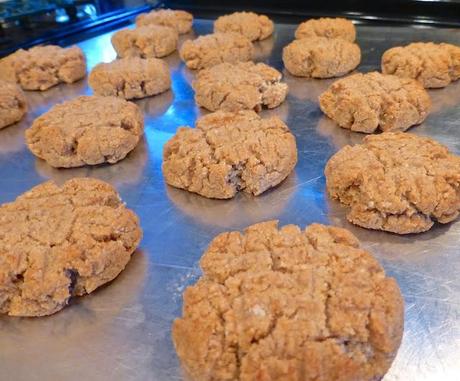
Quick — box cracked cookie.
[319,72,431,133]
[0,45,86,91]
[193,61,288,112]
[111,25,178,58]
[0,178,142,316]
[0,80,27,129]
[88,57,171,100]
[295,17,356,42]
[283,37,360,78]
[179,32,253,70]
[325,132,460,234]
[26,95,143,168]
[173,220,404,381]
[135,8,193,34]
[382,42,460,88]
[214,11,274,41]
[162,110,297,199]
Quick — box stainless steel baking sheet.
[0,18,459,381]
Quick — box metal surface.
[0,19,460,381]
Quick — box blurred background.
[1,0,460,56]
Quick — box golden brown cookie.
[111,25,178,58]
[179,32,253,70]
[283,37,360,78]
[135,8,193,34]
[0,80,27,129]
[0,178,142,317]
[25,95,144,168]
[88,57,171,100]
[172,220,404,381]
[295,17,356,41]
[193,61,288,112]
[319,72,431,133]
[0,45,86,91]
[325,132,460,234]
[162,110,297,199]
[214,11,274,41]
[382,42,460,88]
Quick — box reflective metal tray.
[0,18,459,381]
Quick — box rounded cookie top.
[0,45,86,91]
[135,8,193,34]
[193,61,288,112]
[325,132,460,234]
[111,25,178,58]
[162,110,297,199]
[382,42,460,88]
[0,80,27,129]
[0,178,142,317]
[179,32,253,70]
[295,17,356,42]
[319,72,431,133]
[283,37,361,78]
[172,220,404,381]
[214,11,274,41]
[88,57,171,100]
[26,95,144,168]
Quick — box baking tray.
[0,18,459,381]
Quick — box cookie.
[162,111,297,199]
[0,178,142,316]
[25,95,143,168]
[326,132,460,234]
[135,8,193,34]
[193,61,288,112]
[88,57,171,100]
[283,37,360,78]
[172,220,404,381]
[214,11,274,41]
[0,45,86,91]
[179,32,253,70]
[0,80,27,129]
[382,42,460,88]
[319,72,431,133]
[295,17,356,42]
[111,25,178,58]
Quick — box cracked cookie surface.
[162,111,297,199]
[135,9,193,34]
[111,25,178,58]
[0,178,142,317]
[0,80,27,129]
[88,57,171,100]
[179,32,253,70]
[319,72,431,133]
[325,132,460,234]
[26,95,144,168]
[172,220,404,381]
[295,17,356,42]
[283,37,360,78]
[214,11,274,41]
[0,45,86,91]
[193,61,288,112]
[382,42,460,88]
